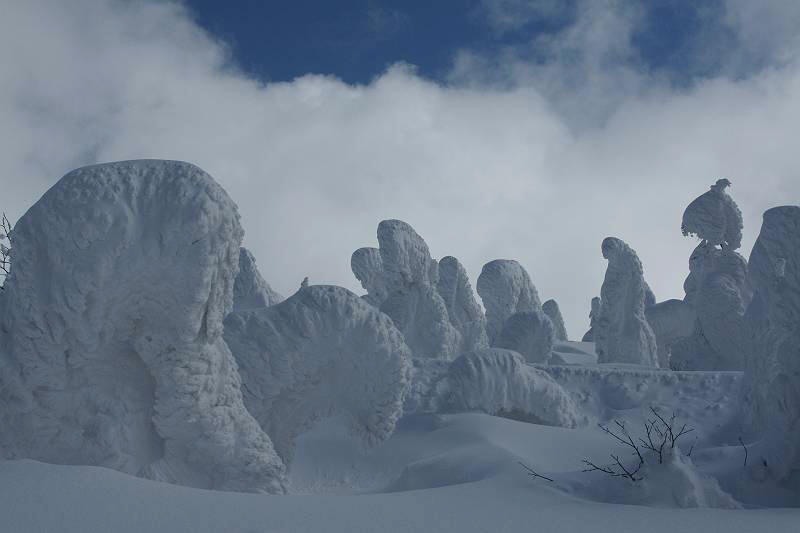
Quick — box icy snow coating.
[224,284,411,466]
[742,206,800,480]
[353,220,461,359]
[595,237,658,366]
[436,256,489,354]
[681,179,744,251]
[433,348,578,428]
[350,247,388,306]
[233,247,284,311]
[581,296,601,341]
[475,259,555,363]
[542,299,568,341]
[0,160,286,493]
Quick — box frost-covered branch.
[0,212,11,288]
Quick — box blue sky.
[185,0,746,86]
[2,0,799,335]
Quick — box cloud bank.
[1,0,799,336]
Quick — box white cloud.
[1,0,799,337]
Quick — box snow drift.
[0,160,286,493]
[224,284,411,465]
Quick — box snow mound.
[233,247,284,311]
[681,179,744,251]
[224,284,411,466]
[378,219,438,289]
[436,256,489,354]
[742,205,800,480]
[543,299,568,341]
[0,160,285,493]
[432,348,579,428]
[494,310,556,363]
[595,237,658,366]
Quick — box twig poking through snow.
[518,461,554,482]
[738,437,748,467]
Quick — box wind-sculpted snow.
[494,310,556,364]
[351,247,388,306]
[672,242,751,370]
[681,179,744,251]
[353,220,461,359]
[233,247,284,311]
[436,256,489,354]
[741,206,800,480]
[0,160,286,493]
[224,285,411,466]
[476,259,544,344]
[543,299,568,341]
[581,297,601,342]
[595,237,658,366]
[645,299,696,368]
[432,348,579,428]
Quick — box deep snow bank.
[224,284,411,465]
[0,160,285,493]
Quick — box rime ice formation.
[351,247,389,306]
[476,259,555,363]
[0,160,286,493]
[741,206,800,480]
[233,247,284,311]
[224,285,410,466]
[436,256,489,353]
[433,348,579,428]
[494,310,556,364]
[595,237,658,366]
[542,299,568,341]
[681,179,744,251]
[581,297,601,341]
[645,299,696,368]
[352,220,461,359]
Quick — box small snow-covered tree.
[0,212,11,289]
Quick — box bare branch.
[518,461,554,482]
[738,436,748,467]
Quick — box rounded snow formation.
[581,296,601,342]
[377,219,438,290]
[595,237,658,366]
[433,348,578,427]
[436,256,489,354]
[353,220,462,360]
[495,310,556,364]
[681,179,744,251]
[672,242,751,370]
[0,160,286,493]
[542,299,568,341]
[224,285,411,466]
[645,299,696,369]
[476,259,547,342]
[233,247,285,311]
[742,206,800,480]
[351,247,389,306]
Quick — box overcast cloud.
[1,0,799,336]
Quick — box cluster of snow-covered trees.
[0,160,797,491]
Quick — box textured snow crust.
[0,160,285,493]
[350,247,388,307]
[681,179,744,251]
[476,259,555,362]
[233,247,284,311]
[224,284,411,466]
[436,256,489,354]
[432,348,579,428]
[542,299,568,341]
[595,237,658,366]
[741,206,800,479]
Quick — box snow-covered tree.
[681,179,743,251]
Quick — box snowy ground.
[3,407,799,533]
